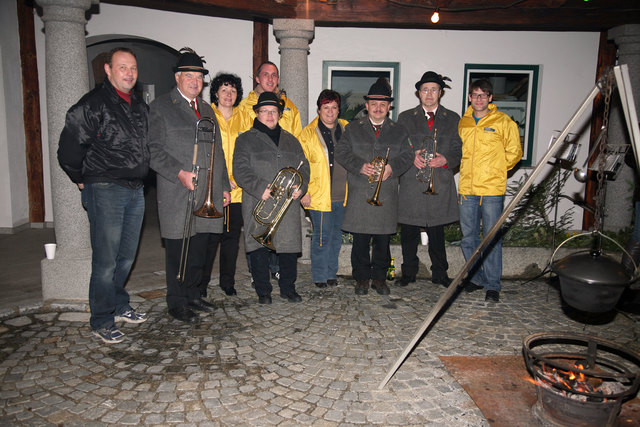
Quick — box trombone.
[177,117,222,283]
[367,147,390,206]
[252,161,304,250]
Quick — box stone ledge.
[337,245,582,279]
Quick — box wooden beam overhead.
[104,0,640,31]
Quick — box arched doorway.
[86,35,179,103]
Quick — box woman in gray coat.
[233,92,310,304]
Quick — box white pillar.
[37,0,97,300]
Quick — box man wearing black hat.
[335,78,413,296]
[233,92,310,304]
[59,47,149,343]
[149,48,231,323]
[396,71,463,288]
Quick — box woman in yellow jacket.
[204,73,251,297]
[299,90,349,288]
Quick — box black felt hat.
[174,48,209,76]
[363,77,393,101]
[253,92,285,113]
[414,71,451,90]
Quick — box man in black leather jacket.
[58,47,149,344]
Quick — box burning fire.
[525,362,624,402]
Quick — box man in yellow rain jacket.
[238,61,302,138]
[458,78,522,303]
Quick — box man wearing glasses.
[457,78,522,303]
[396,71,462,289]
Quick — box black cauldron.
[550,231,636,313]
[551,250,632,312]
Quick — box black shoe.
[188,298,215,313]
[280,291,302,303]
[221,286,237,296]
[397,275,416,287]
[315,282,328,288]
[271,271,280,280]
[485,290,500,302]
[169,306,199,323]
[372,279,391,295]
[258,295,272,304]
[463,281,484,293]
[327,279,339,287]
[355,280,369,295]
[432,276,452,287]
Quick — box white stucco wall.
[0,1,29,230]
[30,2,600,228]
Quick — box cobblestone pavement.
[1,264,639,426]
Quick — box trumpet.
[416,131,437,195]
[177,117,221,283]
[367,147,390,206]
[252,161,304,250]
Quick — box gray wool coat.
[397,105,462,227]
[233,127,310,254]
[335,117,413,235]
[149,88,230,239]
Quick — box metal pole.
[378,80,604,390]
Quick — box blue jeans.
[459,194,504,292]
[309,202,345,283]
[82,183,144,330]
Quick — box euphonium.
[367,147,390,206]
[252,161,304,250]
[177,117,221,283]
[415,131,438,195]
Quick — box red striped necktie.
[190,100,200,119]
[427,111,434,130]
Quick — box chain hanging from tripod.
[592,70,616,235]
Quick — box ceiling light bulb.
[431,9,440,24]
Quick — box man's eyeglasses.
[420,88,440,94]
[470,93,489,100]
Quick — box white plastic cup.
[44,243,57,260]
[420,231,429,246]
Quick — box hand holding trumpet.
[414,150,447,170]
[361,163,392,181]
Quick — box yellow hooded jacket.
[299,116,349,211]
[458,103,522,196]
[238,90,302,138]
[211,104,252,204]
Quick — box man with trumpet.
[335,78,413,296]
[149,48,230,323]
[396,71,462,287]
[233,92,310,304]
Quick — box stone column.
[38,0,97,300]
[273,19,315,262]
[604,25,640,231]
[273,19,315,125]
